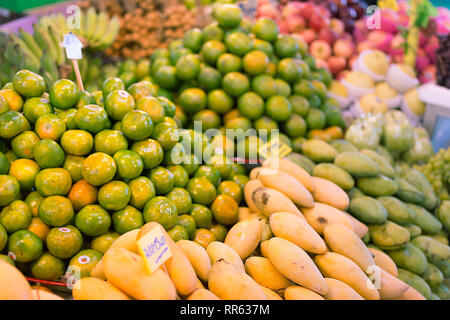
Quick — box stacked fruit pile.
[0,9,119,88]
[149,4,346,155]
[0,68,255,284]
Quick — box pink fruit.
[286,15,306,33]
[425,37,439,64]
[336,70,349,81]
[314,58,329,70]
[258,4,279,20]
[299,28,317,44]
[420,65,436,83]
[327,56,347,75]
[349,55,358,69]
[392,54,404,63]
[318,28,338,45]
[310,40,332,60]
[415,53,430,73]
[333,39,355,59]
[379,9,400,33]
[299,3,317,19]
[282,3,302,18]
[308,14,330,32]
[357,41,376,54]
[367,30,393,52]
[330,18,345,35]
[317,5,331,19]
[419,33,428,48]
[389,34,405,57]
[353,20,369,43]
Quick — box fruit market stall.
[0,0,449,302]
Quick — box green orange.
[0,110,30,139]
[190,203,213,228]
[274,35,299,58]
[193,228,216,248]
[112,205,144,234]
[25,191,43,217]
[102,77,125,99]
[0,152,8,174]
[74,104,109,134]
[98,181,131,211]
[231,174,249,191]
[202,22,224,42]
[277,58,302,83]
[94,129,128,156]
[176,214,197,239]
[143,196,178,230]
[63,155,85,182]
[33,139,65,169]
[211,193,238,225]
[49,79,80,109]
[186,177,216,205]
[151,121,179,151]
[104,90,135,121]
[22,97,53,124]
[68,180,98,212]
[81,152,117,186]
[197,65,222,91]
[217,180,242,204]
[201,40,227,66]
[192,110,221,131]
[209,223,228,242]
[68,249,102,278]
[8,230,42,262]
[238,92,264,120]
[0,89,23,112]
[149,166,175,195]
[252,74,277,99]
[0,224,7,251]
[283,113,307,138]
[76,205,111,236]
[167,187,192,215]
[27,217,49,242]
[0,200,32,233]
[222,72,249,97]
[306,108,326,130]
[35,168,72,196]
[38,195,74,227]
[91,232,119,254]
[252,17,279,42]
[155,65,179,90]
[60,130,93,156]
[13,70,46,97]
[131,139,163,169]
[265,95,292,122]
[121,110,153,141]
[11,131,39,159]
[128,176,155,210]
[183,28,203,53]
[217,53,242,74]
[168,225,189,242]
[243,50,269,75]
[46,225,83,259]
[57,108,77,130]
[213,4,242,28]
[289,95,310,117]
[113,150,143,180]
[136,96,166,124]
[176,54,201,81]
[179,88,207,114]
[8,158,40,190]
[275,79,292,97]
[207,89,234,115]
[225,32,253,57]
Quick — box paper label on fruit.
[258,135,292,161]
[62,32,83,60]
[137,225,172,274]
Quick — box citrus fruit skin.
[207,90,234,115]
[60,130,94,156]
[128,176,155,210]
[8,159,40,190]
[168,225,189,242]
[22,97,53,124]
[275,79,292,97]
[277,58,302,84]
[202,22,225,42]
[0,94,8,115]
[143,196,178,230]
[63,155,85,182]
[179,88,207,114]
[176,54,201,81]
[243,50,270,76]
[175,214,197,239]
[0,200,32,233]
[217,53,242,74]
[194,165,222,188]
[136,96,166,124]
[121,110,153,141]
[151,122,179,151]
[197,65,222,91]
[34,114,66,141]
[252,17,279,42]
[94,130,128,156]
[33,139,65,169]
[186,177,217,206]
[0,110,29,139]
[113,150,144,180]
[155,65,179,90]
[81,152,117,187]
[213,4,242,28]
[0,224,7,252]
[98,181,131,211]
[13,70,46,98]
[46,225,83,259]
[252,74,277,99]
[30,252,65,281]
[192,110,221,132]
[222,72,250,98]
[25,191,43,217]
[35,168,72,197]
[283,113,307,139]
[193,228,216,249]
[306,108,326,130]
[289,95,310,117]
[183,28,203,53]
[102,77,125,99]
[209,223,228,242]
[167,165,189,188]
[68,180,97,212]
[58,108,77,130]
[91,232,119,254]
[8,230,43,263]
[75,205,111,237]
[38,195,74,227]
[217,180,242,204]
[237,92,264,120]
[112,205,144,235]
[104,90,135,121]
[0,89,24,112]
[74,105,109,134]
[265,95,292,122]
[68,249,102,278]
[274,35,300,58]
[131,139,164,170]
[11,131,39,159]
[225,32,253,57]
[201,40,227,66]
[149,166,175,195]
[231,174,249,191]
[167,187,193,215]
[49,79,80,109]
[211,194,239,225]
[27,217,50,242]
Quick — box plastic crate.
[0,0,64,13]
[418,83,450,152]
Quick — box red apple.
[299,3,317,19]
[310,40,332,60]
[339,33,353,42]
[308,14,330,32]
[314,58,329,70]
[348,55,359,69]
[318,28,338,45]
[299,28,317,44]
[329,18,345,35]
[286,15,306,33]
[317,5,331,19]
[333,39,355,59]
[389,34,405,57]
[327,56,347,75]
[357,41,376,54]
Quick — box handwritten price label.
[136,226,172,273]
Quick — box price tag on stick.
[136,225,172,274]
[62,32,84,91]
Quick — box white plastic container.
[418,83,450,152]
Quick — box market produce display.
[0,1,449,301]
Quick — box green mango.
[437,201,450,232]
[285,152,315,175]
[312,163,354,190]
[348,187,365,200]
[433,283,450,300]
[427,230,449,246]
[387,243,428,275]
[434,260,450,278]
[334,152,380,178]
[397,268,432,300]
[301,139,337,163]
[411,236,450,267]
[407,204,443,235]
[369,221,410,251]
[377,196,416,225]
[357,175,398,197]
[403,224,422,238]
[360,149,395,178]
[401,168,438,211]
[395,177,425,204]
[349,196,388,224]
[376,145,394,165]
[329,139,358,153]
[422,263,444,289]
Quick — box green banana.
[4,39,21,66]
[48,26,65,66]
[55,13,69,36]
[33,23,58,63]
[84,7,98,40]
[91,11,108,42]
[93,16,120,49]
[40,52,59,81]
[9,33,41,72]
[18,28,43,60]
